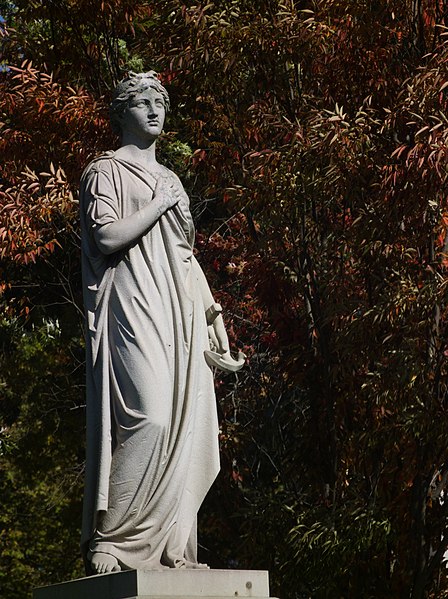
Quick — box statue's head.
[110,71,170,136]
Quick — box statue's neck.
[116,142,158,167]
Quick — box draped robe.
[79,153,220,570]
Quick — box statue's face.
[120,87,166,143]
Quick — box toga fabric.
[79,153,219,570]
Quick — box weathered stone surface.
[34,569,279,599]
[79,71,243,575]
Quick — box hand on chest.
[122,172,188,217]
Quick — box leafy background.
[1,1,448,597]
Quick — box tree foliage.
[1,1,448,598]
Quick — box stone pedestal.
[33,569,279,599]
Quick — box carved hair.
[110,71,170,136]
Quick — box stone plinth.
[33,569,279,599]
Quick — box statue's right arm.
[93,174,181,255]
[94,200,165,254]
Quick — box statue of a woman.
[79,72,243,575]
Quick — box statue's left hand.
[209,315,230,355]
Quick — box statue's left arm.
[191,255,230,356]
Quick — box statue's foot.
[169,558,209,569]
[183,559,209,569]
[189,561,209,569]
[90,552,121,574]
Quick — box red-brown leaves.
[0,63,113,264]
[0,166,73,264]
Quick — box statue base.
[33,569,279,599]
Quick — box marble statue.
[79,71,244,575]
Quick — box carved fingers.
[209,315,230,355]
[153,174,182,212]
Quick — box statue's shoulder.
[159,164,183,184]
[81,151,117,180]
